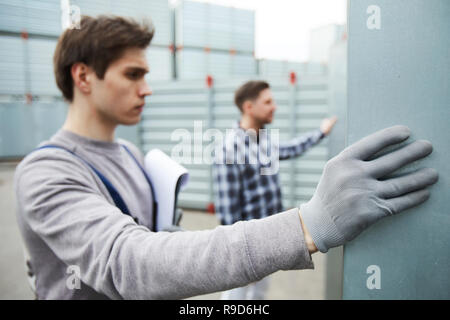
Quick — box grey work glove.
[300,125,439,253]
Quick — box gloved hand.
[300,125,439,253]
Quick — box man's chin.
[119,115,141,126]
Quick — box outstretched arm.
[278,116,337,160]
[15,151,314,300]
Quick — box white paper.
[144,149,189,231]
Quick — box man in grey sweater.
[14,16,439,300]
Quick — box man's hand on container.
[299,125,439,253]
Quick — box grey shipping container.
[175,0,254,53]
[176,47,256,80]
[28,37,59,96]
[258,59,328,78]
[146,45,174,82]
[343,0,450,299]
[0,0,61,36]
[0,35,27,95]
[72,0,173,46]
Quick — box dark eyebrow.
[125,66,149,74]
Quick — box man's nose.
[140,81,152,97]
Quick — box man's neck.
[63,100,117,142]
[239,116,263,132]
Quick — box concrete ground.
[0,161,326,300]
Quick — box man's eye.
[127,72,141,79]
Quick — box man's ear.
[71,62,92,96]
[242,100,253,115]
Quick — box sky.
[177,0,347,62]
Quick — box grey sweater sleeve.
[15,152,314,300]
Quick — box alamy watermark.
[366,265,381,290]
[170,121,280,175]
[66,265,81,290]
[61,0,81,30]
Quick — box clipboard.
[144,149,189,231]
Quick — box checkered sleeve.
[212,163,242,225]
[279,129,325,160]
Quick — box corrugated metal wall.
[0,0,61,36]
[258,59,328,78]
[140,75,330,210]
[175,0,254,52]
[174,0,256,80]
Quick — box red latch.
[21,30,29,40]
[207,202,215,214]
[290,71,297,85]
[206,75,213,88]
[26,93,33,104]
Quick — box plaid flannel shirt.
[213,122,325,225]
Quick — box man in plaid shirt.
[213,80,337,299]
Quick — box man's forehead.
[113,47,149,70]
[259,88,273,99]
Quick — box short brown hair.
[234,80,270,112]
[53,15,154,101]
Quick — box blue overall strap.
[120,144,158,230]
[35,145,131,217]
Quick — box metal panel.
[176,48,206,79]
[208,4,232,50]
[146,46,173,82]
[28,38,59,95]
[0,101,67,158]
[0,0,27,34]
[176,0,208,48]
[258,60,328,78]
[175,0,254,53]
[25,0,61,36]
[176,48,256,80]
[232,53,257,77]
[208,51,231,78]
[110,0,172,46]
[0,103,34,158]
[0,0,60,36]
[0,35,26,94]
[31,101,68,143]
[343,0,450,299]
[324,38,348,301]
[232,8,254,52]
[72,0,172,46]
[72,0,112,17]
[116,124,140,147]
